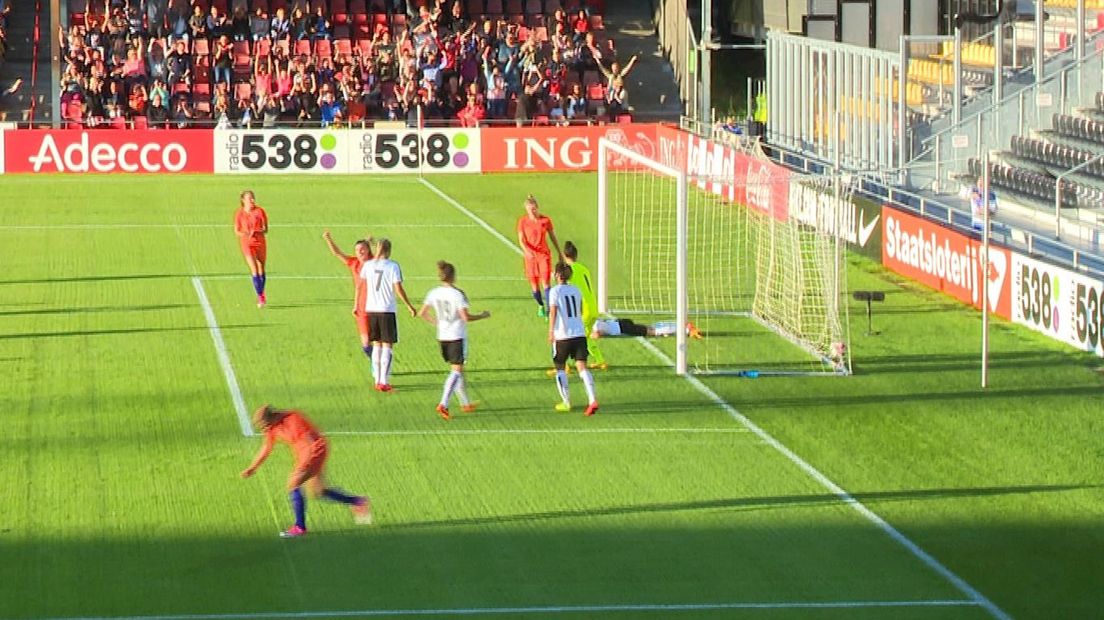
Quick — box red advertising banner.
[3,130,215,173]
[882,206,1012,319]
[479,124,659,172]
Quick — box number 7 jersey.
[359,258,404,313]
[548,283,586,340]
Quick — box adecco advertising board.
[882,206,1012,319]
[1012,253,1104,357]
[2,129,214,173]
[213,128,481,174]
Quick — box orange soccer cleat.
[460,402,479,414]
[436,404,451,420]
[584,402,600,417]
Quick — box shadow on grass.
[0,324,265,340]
[0,273,236,286]
[387,483,1100,530]
[852,350,1094,376]
[0,304,193,317]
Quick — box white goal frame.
[597,138,689,375]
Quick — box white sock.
[555,370,570,404]
[441,370,461,407]
[371,346,382,383]
[455,373,470,406]
[579,368,597,404]
[381,347,393,384]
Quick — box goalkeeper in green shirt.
[563,241,606,370]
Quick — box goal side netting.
[597,138,850,376]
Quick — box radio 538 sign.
[1012,254,1104,357]
[352,128,480,173]
[215,129,479,174]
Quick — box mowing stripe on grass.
[634,338,1010,620]
[39,599,981,619]
[417,177,1011,620]
[191,277,253,437]
[327,427,752,437]
[201,275,525,282]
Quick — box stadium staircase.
[598,0,680,120]
[0,0,49,123]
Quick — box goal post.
[597,139,688,374]
[596,137,850,377]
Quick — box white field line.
[417,177,1009,620]
[39,599,980,620]
[191,277,253,437]
[634,338,1009,620]
[0,223,478,230]
[327,427,751,437]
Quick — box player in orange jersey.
[516,194,563,317]
[323,231,375,367]
[241,405,373,538]
[234,190,269,307]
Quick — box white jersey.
[592,318,622,337]
[360,258,404,313]
[423,285,469,341]
[548,283,586,340]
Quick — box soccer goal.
[596,138,851,376]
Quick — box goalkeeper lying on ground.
[591,318,703,339]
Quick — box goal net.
[597,138,850,376]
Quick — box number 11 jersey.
[548,283,586,340]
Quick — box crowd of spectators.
[0,0,10,71]
[58,0,634,128]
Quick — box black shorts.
[552,336,589,367]
[368,312,398,344]
[439,339,466,365]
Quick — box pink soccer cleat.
[279,525,307,538]
[257,293,267,308]
[584,402,600,417]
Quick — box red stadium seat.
[334,38,353,57]
[235,82,253,101]
[193,82,212,100]
[355,38,372,55]
[314,38,333,60]
[588,14,603,30]
[505,0,521,14]
[254,37,272,57]
[193,38,211,57]
[331,0,347,14]
[616,113,632,124]
[349,0,366,14]
[346,100,367,121]
[532,26,548,42]
[294,38,312,57]
[110,115,128,129]
[274,39,291,55]
[524,0,541,14]
[193,56,212,83]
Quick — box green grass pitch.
[1,173,1102,619]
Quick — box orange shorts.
[354,311,369,339]
[292,438,329,481]
[241,240,267,264]
[524,254,551,286]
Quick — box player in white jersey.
[418,261,491,420]
[358,238,418,392]
[547,262,599,416]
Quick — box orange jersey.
[262,410,325,466]
[344,256,368,313]
[235,206,268,244]
[517,215,554,256]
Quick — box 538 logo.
[358,130,474,172]
[223,132,341,171]
[1073,280,1104,350]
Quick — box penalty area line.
[417,176,1009,620]
[191,277,253,437]
[327,427,752,437]
[39,599,982,619]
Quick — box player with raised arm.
[241,405,372,538]
[359,238,418,392]
[517,194,563,317]
[234,190,269,307]
[323,231,374,367]
[562,241,606,370]
[418,261,491,420]
[548,262,599,416]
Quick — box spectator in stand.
[207,6,229,40]
[442,0,468,36]
[254,53,272,99]
[122,47,148,84]
[148,38,167,81]
[105,78,125,118]
[456,91,484,127]
[107,7,129,62]
[127,81,148,117]
[482,54,505,119]
[167,0,189,43]
[172,94,193,127]
[189,4,208,40]
[571,9,588,44]
[319,88,341,127]
[547,92,565,124]
[290,7,309,40]
[126,4,146,40]
[575,31,601,82]
[518,62,544,123]
[166,38,192,86]
[85,77,107,123]
[150,77,169,103]
[606,77,626,118]
[261,94,280,127]
[309,5,331,41]
[270,7,291,42]
[148,0,169,39]
[231,5,251,41]
[147,93,170,127]
[565,82,586,120]
[596,53,637,90]
[213,35,233,87]
[250,6,269,42]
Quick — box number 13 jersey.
[548,284,586,340]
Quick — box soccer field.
[1,173,1102,620]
